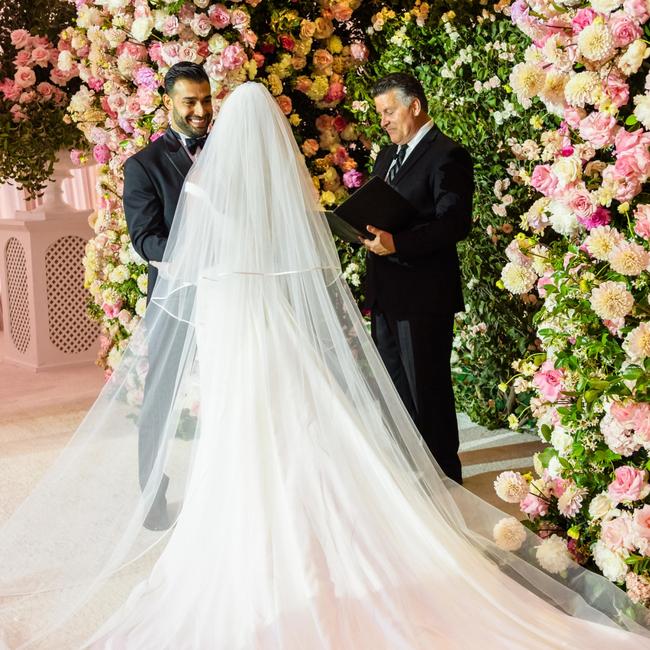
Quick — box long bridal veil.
[1,82,649,648]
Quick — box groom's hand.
[362,225,396,256]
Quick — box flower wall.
[494,0,650,598]
[59,0,371,373]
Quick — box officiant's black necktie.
[387,145,407,185]
[186,135,208,155]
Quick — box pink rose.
[324,81,345,103]
[615,127,650,154]
[634,204,650,240]
[578,112,618,149]
[634,505,650,556]
[116,42,148,61]
[624,0,650,23]
[161,43,181,66]
[343,169,364,189]
[14,66,36,89]
[36,82,55,100]
[191,14,212,37]
[221,43,246,70]
[578,205,611,230]
[208,4,230,29]
[230,9,249,30]
[31,46,51,67]
[567,189,594,220]
[93,144,111,165]
[530,164,559,197]
[87,77,104,92]
[532,361,564,403]
[610,15,643,48]
[608,466,650,504]
[563,107,587,129]
[161,15,180,37]
[572,8,597,34]
[102,301,122,318]
[601,516,635,553]
[604,70,629,108]
[50,67,72,86]
[0,79,21,102]
[10,104,27,122]
[10,29,30,49]
[519,493,549,519]
[148,42,165,65]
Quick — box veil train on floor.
[1,83,649,649]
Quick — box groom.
[123,61,213,529]
[363,73,473,484]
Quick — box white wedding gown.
[2,83,649,648]
[88,273,648,648]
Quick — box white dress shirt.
[385,120,434,180]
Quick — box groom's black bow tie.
[185,135,208,155]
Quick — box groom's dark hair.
[371,73,428,113]
[164,62,210,95]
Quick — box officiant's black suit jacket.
[367,127,473,316]
[123,128,192,302]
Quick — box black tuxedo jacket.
[366,126,473,317]
[123,129,192,302]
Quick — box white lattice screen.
[45,235,97,354]
[5,237,31,354]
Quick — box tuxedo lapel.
[373,145,397,180]
[392,127,439,185]
[162,129,192,181]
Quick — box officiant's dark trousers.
[371,309,462,483]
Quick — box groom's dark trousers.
[123,129,193,501]
[367,127,473,484]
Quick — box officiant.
[363,72,473,484]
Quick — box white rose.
[547,455,563,479]
[619,40,649,76]
[592,540,628,583]
[588,492,616,522]
[132,16,154,42]
[137,274,148,295]
[550,426,573,457]
[633,93,650,130]
[135,296,147,318]
[552,156,581,187]
[590,0,622,13]
[57,50,74,73]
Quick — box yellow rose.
[289,113,301,127]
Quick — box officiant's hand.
[362,225,396,256]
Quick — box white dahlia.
[536,535,572,574]
[493,517,527,552]
[501,262,537,295]
[590,281,635,321]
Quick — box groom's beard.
[171,108,211,138]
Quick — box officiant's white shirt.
[385,119,434,179]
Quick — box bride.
[1,82,649,649]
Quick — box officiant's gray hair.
[371,73,428,113]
